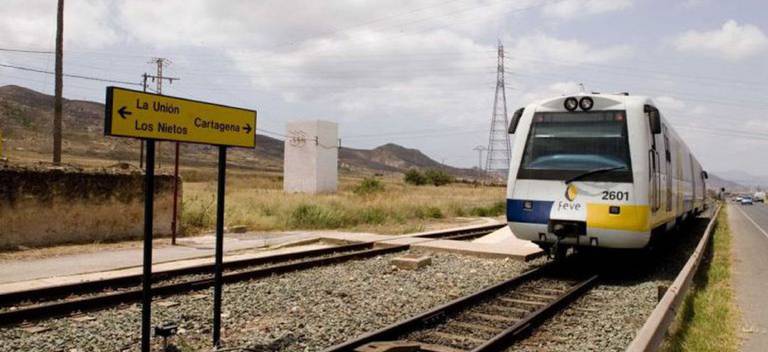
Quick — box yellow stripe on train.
[586,204,650,232]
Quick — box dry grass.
[662,207,738,352]
[181,175,506,235]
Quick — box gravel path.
[0,251,536,351]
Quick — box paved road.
[728,202,768,351]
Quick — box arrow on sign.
[243,123,252,134]
[118,106,132,119]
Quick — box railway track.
[0,223,504,326]
[325,261,599,352]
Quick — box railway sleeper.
[479,304,530,318]
[438,321,498,339]
[446,321,503,335]
[416,330,484,350]
[497,297,547,307]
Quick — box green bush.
[413,206,444,219]
[424,169,454,186]
[287,204,345,228]
[353,177,385,195]
[404,169,427,185]
[357,207,388,224]
[180,195,215,234]
[469,200,506,217]
[405,169,453,186]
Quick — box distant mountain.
[707,173,746,192]
[0,85,475,176]
[715,170,768,187]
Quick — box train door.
[650,132,661,212]
[690,154,696,212]
[662,125,673,212]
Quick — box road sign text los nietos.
[105,87,256,147]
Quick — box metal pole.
[52,0,64,164]
[171,142,180,245]
[140,73,148,169]
[141,139,156,352]
[212,146,227,347]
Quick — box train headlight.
[563,97,579,111]
[579,97,594,111]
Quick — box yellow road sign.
[105,87,256,147]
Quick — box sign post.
[141,139,155,352]
[212,146,226,346]
[104,86,256,351]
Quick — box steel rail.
[1,223,504,307]
[324,258,598,352]
[322,266,547,352]
[415,223,505,239]
[472,274,599,351]
[0,223,506,326]
[0,241,373,306]
[626,204,722,352]
[0,245,409,326]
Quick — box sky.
[0,0,766,175]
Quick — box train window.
[517,111,633,182]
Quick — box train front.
[506,94,650,256]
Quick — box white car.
[741,197,754,205]
[754,192,766,203]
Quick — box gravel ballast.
[511,214,713,352]
[0,251,534,351]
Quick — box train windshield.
[518,111,633,182]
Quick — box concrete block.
[390,254,432,270]
[284,120,338,194]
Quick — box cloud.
[223,30,633,128]
[681,0,706,9]
[0,0,118,49]
[505,32,634,71]
[654,96,687,111]
[541,0,632,19]
[673,20,768,61]
[520,81,582,103]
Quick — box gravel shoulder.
[0,250,539,352]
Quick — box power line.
[0,47,54,54]
[0,63,141,86]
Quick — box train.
[505,93,707,258]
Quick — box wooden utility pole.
[53,0,64,164]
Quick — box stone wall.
[0,163,179,249]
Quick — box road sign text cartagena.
[104,87,256,148]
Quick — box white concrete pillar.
[283,120,338,194]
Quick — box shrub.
[413,206,444,219]
[425,206,444,219]
[180,195,215,234]
[469,200,506,217]
[404,169,427,185]
[287,204,345,228]
[357,207,388,225]
[353,177,385,195]
[424,169,454,186]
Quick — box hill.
[0,85,475,176]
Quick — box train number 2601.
[602,191,629,201]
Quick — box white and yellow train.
[506,93,707,256]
